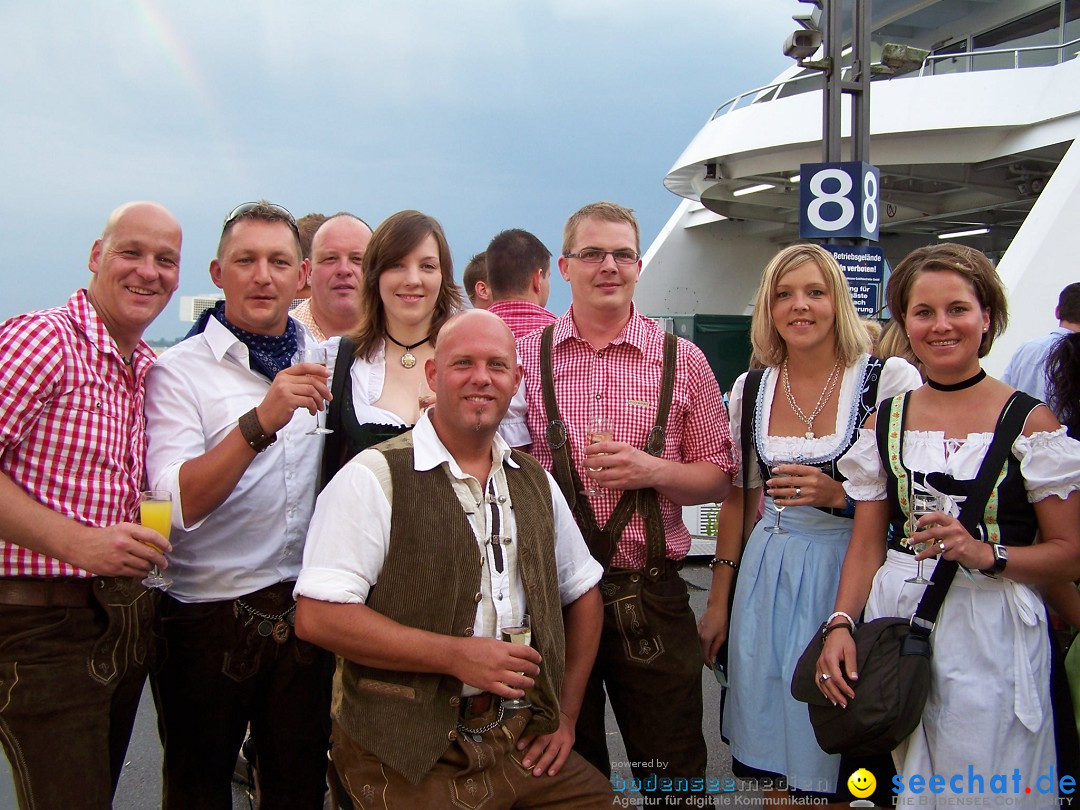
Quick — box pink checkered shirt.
[0,290,154,578]
[487,299,558,340]
[515,306,736,568]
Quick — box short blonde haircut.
[562,201,640,255]
[750,243,870,368]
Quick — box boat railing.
[921,36,1080,75]
[710,37,1080,121]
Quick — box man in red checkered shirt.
[503,201,736,805]
[486,228,558,339]
[0,202,182,809]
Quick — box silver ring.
[795,487,802,498]
[819,673,830,683]
[938,540,947,553]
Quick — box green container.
[666,314,753,394]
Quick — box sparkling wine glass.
[764,460,795,535]
[300,347,333,435]
[500,614,532,709]
[582,416,613,497]
[905,491,941,585]
[140,490,173,590]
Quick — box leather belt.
[462,692,496,717]
[0,577,96,608]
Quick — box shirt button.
[448,730,458,742]
[463,627,474,637]
[449,696,461,707]
[474,592,482,604]
[595,394,601,401]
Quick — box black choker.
[927,368,986,392]
[386,333,432,369]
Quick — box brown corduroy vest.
[332,431,566,785]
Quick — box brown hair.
[349,210,464,360]
[886,243,1007,358]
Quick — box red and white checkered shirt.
[512,306,736,568]
[0,290,154,578]
[487,300,558,340]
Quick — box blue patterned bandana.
[188,300,298,381]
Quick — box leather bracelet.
[826,610,856,632]
[708,557,738,571]
[822,622,854,642]
[238,408,276,453]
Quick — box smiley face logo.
[847,768,876,799]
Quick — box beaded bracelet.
[708,557,738,571]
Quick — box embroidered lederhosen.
[540,325,679,664]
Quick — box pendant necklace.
[782,357,842,439]
[926,368,986,392]
[386,333,432,369]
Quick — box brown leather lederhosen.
[539,324,679,663]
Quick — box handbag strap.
[910,390,1040,629]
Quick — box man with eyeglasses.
[291,213,373,343]
[485,228,558,339]
[502,201,736,805]
[145,201,333,809]
[0,202,181,810]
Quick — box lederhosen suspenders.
[539,324,678,577]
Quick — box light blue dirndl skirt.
[721,498,852,794]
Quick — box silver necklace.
[782,357,842,439]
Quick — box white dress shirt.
[296,410,603,646]
[145,316,324,603]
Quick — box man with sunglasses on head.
[145,201,333,809]
[0,202,181,810]
[501,201,736,806]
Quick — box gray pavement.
[1,561,751,809]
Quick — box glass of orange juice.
[140,490,173,590]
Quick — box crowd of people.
[0,198,1078,810]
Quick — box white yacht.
[640,0,1080,374]
[646,1,1080,550]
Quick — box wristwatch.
[238,408,276,453]
[979,543,1008,577]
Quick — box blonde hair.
[749,243,870,368]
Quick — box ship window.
[929,40,969,75]
[1067,0,1080,56]
[972,6,1060,69]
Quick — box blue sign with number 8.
[799,161,880,241]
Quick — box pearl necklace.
[782,357,842,439]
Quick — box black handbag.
[790,390,1038,756]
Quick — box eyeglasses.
[563,249,640,265]
[223,202,299,237]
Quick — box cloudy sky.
[1,0,793,341]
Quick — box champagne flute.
[500,613,532,709]
[905,491,940,585]
[300,347,333,435]
[764,460,795,535]
[140,490,173,590]
[582,416,612,497]
[418,377,436,412]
